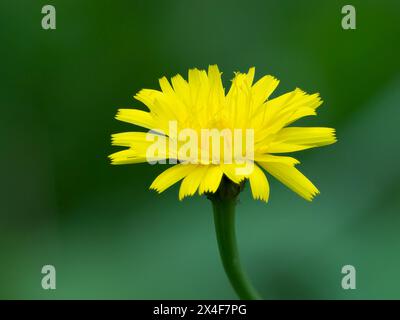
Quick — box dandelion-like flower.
[110,65,336,300]
[110,65,336,202]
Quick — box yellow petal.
[111,132,160,147]
[207,65,223,90]
[221,164,246,184]
[207,65,225,114]
[115,109,157,130]
[179,166,208,200]
[248,165,270,202]
[199,165,223,195]
[259,162,319,201]
[188,68,210,124]
[245,67,255,86]
[159,76,175,95]
[254,154,300,166]
[251,75,279,107]
[109,149,147,165]
[267,89,322,115]
[189,68,209,98]
[133,89,162,112]
[268,127,337,153]
[226,72,252,128]
[255,89,322,134]
[150,164,195,193]
[157,77,189,125]
[171,74,191,106]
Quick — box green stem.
[209,184,261,300]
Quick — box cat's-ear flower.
[110,66,336,300]
[110,65,336,202]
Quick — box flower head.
[110,65,336,202]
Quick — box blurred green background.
[1,0,399,299]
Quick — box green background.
[1,0,400,299]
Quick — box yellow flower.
[110,65,336,202]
